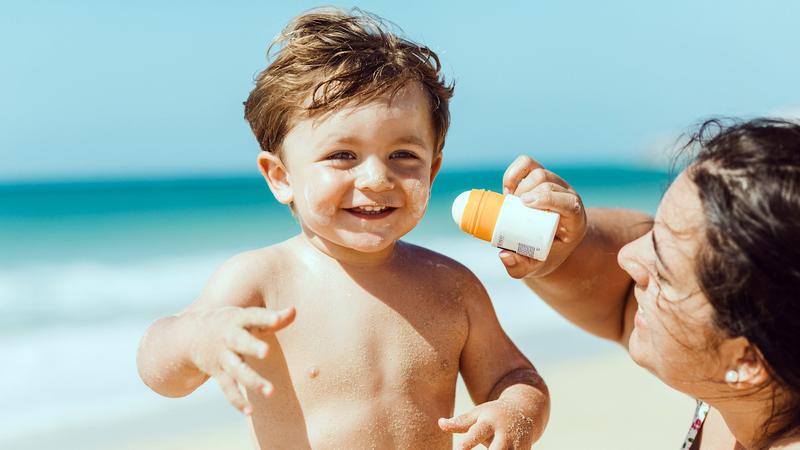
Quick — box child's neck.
[298,230,399,268]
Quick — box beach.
[0,167,678,449]
[7,327,694,450]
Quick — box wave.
[0,253,231,330]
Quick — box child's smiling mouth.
[345,205,397,219]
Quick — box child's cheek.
[300,172,344,226]
[405,179,430,220]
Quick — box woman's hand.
[500,155,587,279]
[185,306,296,415]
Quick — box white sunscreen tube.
[451,189,560,261]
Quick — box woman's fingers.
[508,162,574,197]
[225,328,269,359]
[521,187,578,214]
[502,155,543,195]
[458,421,494,450]
[522,185,584,242]
[513,167,550,197]
[238,306,296,331]
[499,250,541,279]
[216,372,251,415]
[220,350,274,397]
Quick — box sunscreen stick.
[451,189,560,261]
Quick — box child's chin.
[340,233,398,253]
[348,239,395,253]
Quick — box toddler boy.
[137,8,549,449]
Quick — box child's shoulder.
[397,241,486,293]
[216,239,295,277]
[398,242,499,325]
[196,240,296,309]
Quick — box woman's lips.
[634,304,647,329]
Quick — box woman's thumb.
[498,250,537,279]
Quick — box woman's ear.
[257,152,294,205]
[725,339,770,389]
[430,154,443,184]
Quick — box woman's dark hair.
[686,117,800,448]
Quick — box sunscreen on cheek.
[451,189,559,261]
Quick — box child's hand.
[499,155,587,279]
[187,306,296,415]
[439,398,537,450]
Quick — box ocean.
[0,166,670,447]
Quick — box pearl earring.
[724,370,739,384]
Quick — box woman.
[498,118,800,449]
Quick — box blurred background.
[2,1,798,449]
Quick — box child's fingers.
[220,350,274,397]
[225,328,269,359]
[457,421,494,450]
[216,372,251,415]
[502,155,543,195]
[498,250,542,279]
[487,432,508,450]
[438,410,478,433]
[239,306,296,331]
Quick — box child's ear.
[430,154,443,184]
[257,152,294,205]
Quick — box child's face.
[261,82,442,253]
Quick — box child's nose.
[354,158,394,192]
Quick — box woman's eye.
[327,151,356,160]
[389,150,418,160]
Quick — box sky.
[2,0,799,181]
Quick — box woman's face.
[617,171,739,397]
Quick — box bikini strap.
[680,400,711,450]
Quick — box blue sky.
[2,0,799,181]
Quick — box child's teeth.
[360,206,385,212]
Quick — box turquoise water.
[0,166,670,265]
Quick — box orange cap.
[459,189,504,242]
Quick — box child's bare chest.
[257,272,468,399]
[243,252,471,448]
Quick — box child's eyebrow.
[324,135,362,147]
[390,134,428,148]
[323,134,429,149]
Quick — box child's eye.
[389,150,418,160]
[326,151,356,161]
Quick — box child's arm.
[136,251,295,415]
[439,274,550,450]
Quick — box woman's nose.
[617,234,651,287]
[354,158,394,192]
